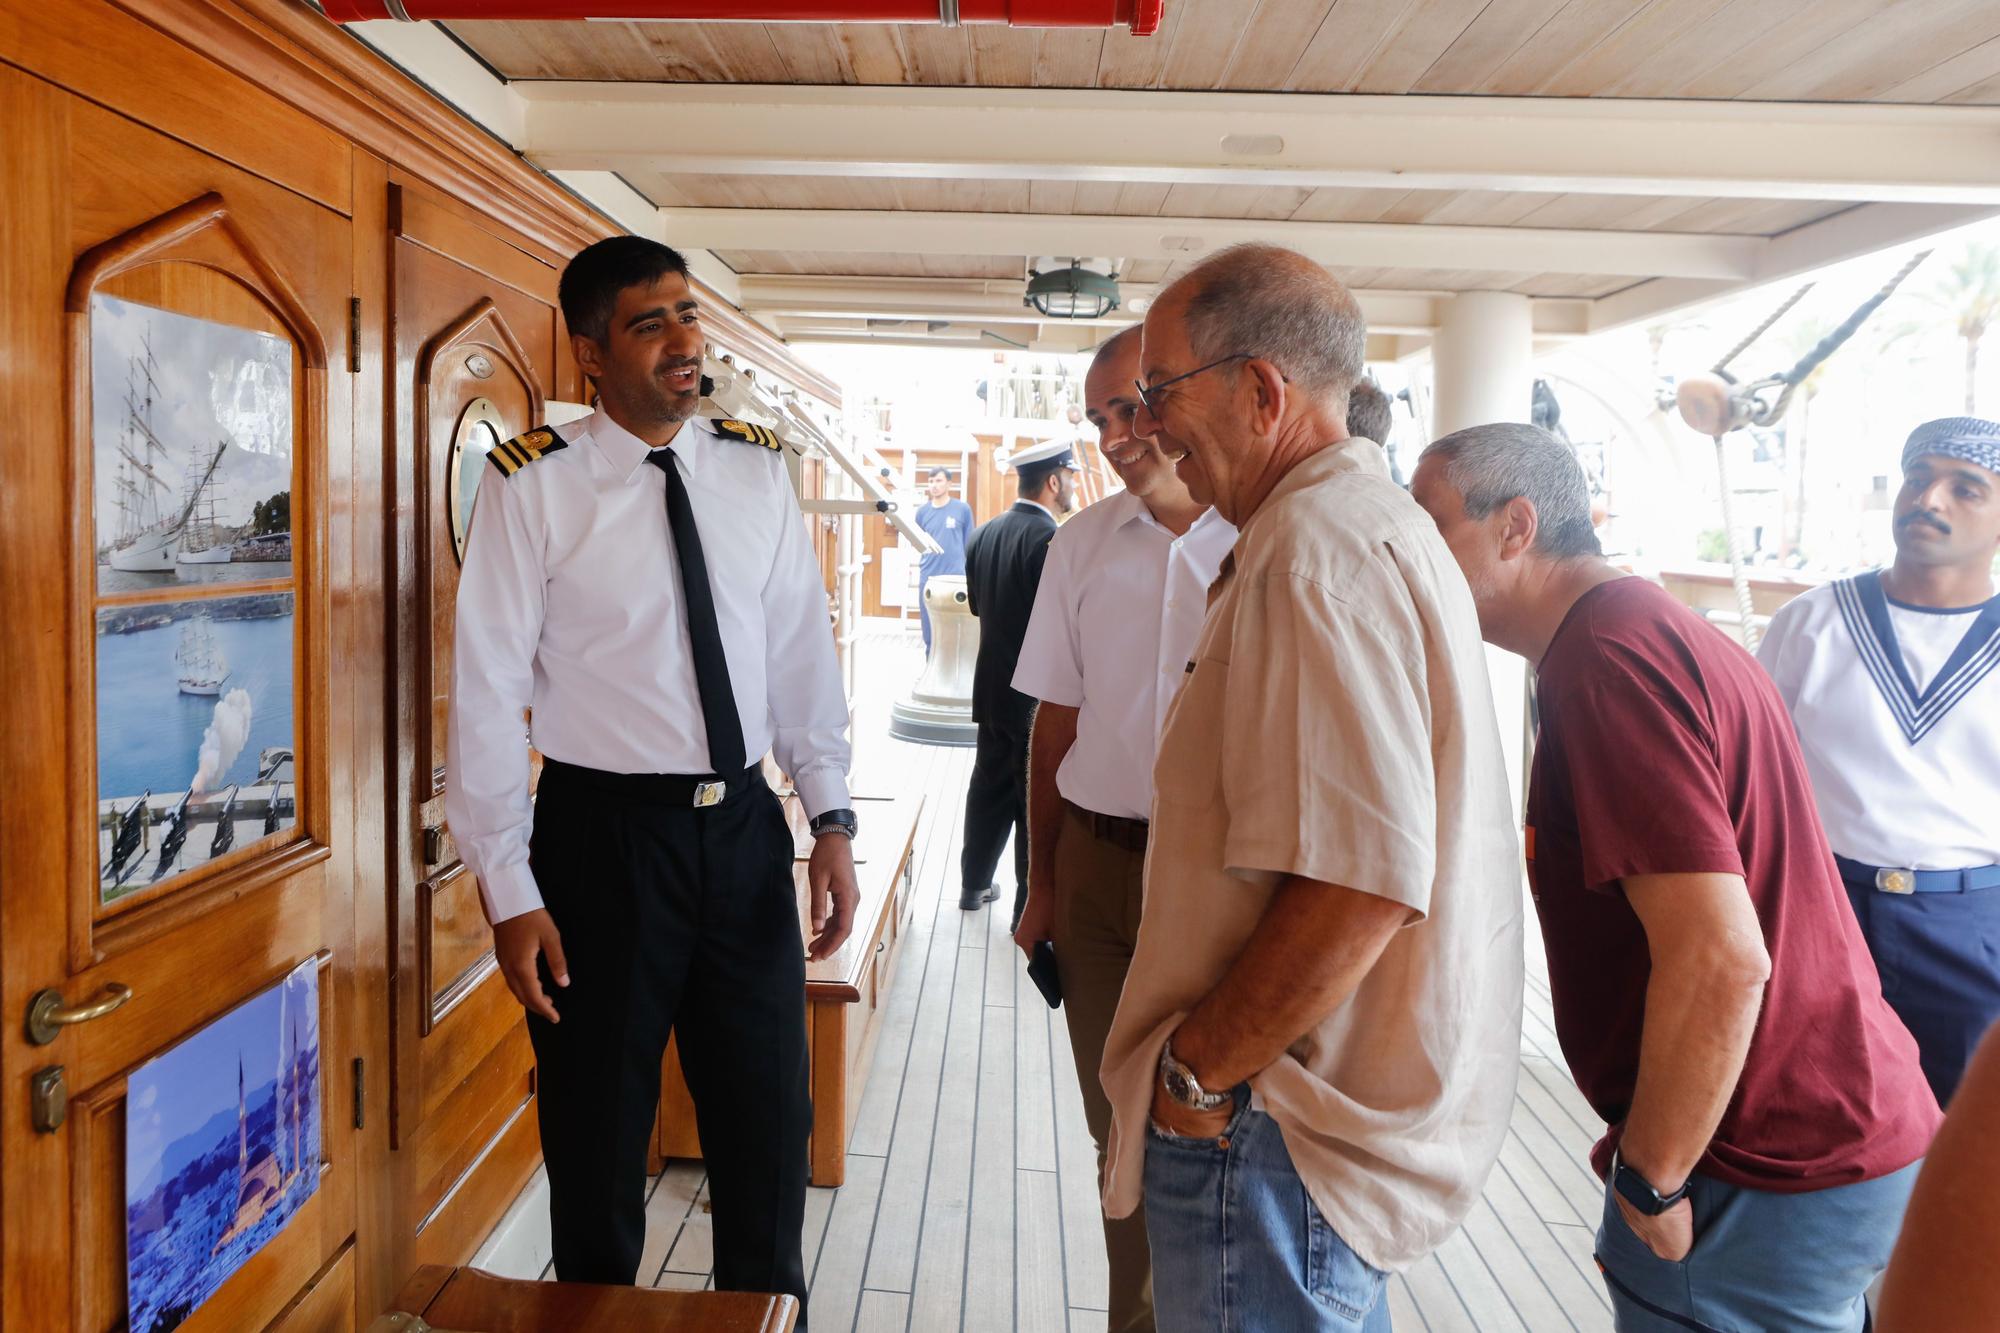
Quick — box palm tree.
[1893,242,2000,414]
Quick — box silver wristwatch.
[1159,1039,1232,1112]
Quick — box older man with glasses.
[1097,243,1524,1332]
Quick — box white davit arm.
[701,354,939,554]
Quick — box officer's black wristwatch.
[1611,1151,1689,1216]
[809,808,858,840]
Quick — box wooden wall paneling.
[411,1035,534,1222]
[350,144,401,1329]
[385,225,552,1159]
[267,1242,359,1333]
[391,182,566,300]
[0,65,76,1332]
[62,141,343,971]
[421,867,500,1032]
[10,81,356,1329]
[412,293,547,796]
[380,185,556,1318]
[0,0,352,213]
[409,1099,541,1269]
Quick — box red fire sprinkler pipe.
[322,0,1165,35]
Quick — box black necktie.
[646,448,746,776]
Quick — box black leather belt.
[540,757,763,807]
[1067,800,1149,853]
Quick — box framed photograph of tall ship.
[91,294,294,594]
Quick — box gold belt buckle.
[693,780,726,808]
[1875,867,1915,895]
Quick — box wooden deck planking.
[964,1000,1019,1333]
[1016,1170,1070,1333]
[1046,984,1109,1314]
[615,626,1620,1330]
[906,941,991,1327]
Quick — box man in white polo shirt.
[1013,326,1235,1333]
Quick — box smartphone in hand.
[1026,940,1062,1009]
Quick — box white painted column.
[1428,291,1538,822]
[1430,291,1535,438]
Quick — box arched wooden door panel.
[1,75,359,1333]
[384,181,570,1274]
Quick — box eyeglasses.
[1134,354,1252,417]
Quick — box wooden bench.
[653,783,925,1187]
[371,1265,797,1332]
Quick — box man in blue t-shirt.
[912,466,975,653]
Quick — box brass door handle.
[26,983,133,1046]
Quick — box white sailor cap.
[1903,417,2000,476]
[1004,438,1081,473]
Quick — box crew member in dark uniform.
[960,438,1079,921]
[446,237,859,1322]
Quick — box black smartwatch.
[1612,1152,1689,1216]
[808,808,858,840]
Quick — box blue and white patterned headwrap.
[1902,416,2000,475]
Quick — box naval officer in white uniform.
[446,236,858,1321]
[1760,416,2000,1104]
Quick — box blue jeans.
[1595,1160,1921,1332]
[1143,1094,1391,1333]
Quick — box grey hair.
[1171,243,1366,403]
[1344,377,1394,444]
[1420,422,1602,559]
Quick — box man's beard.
[637,371,700,427]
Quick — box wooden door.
[0,74,359,1332]
[382,181,569,1273]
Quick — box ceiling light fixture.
[1026,261,1120,319]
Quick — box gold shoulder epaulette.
[485,427,569,478]
[712,418,783,451]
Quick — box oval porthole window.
[447,397,508,566]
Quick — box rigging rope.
[1703,248,1932,654]
[1712,282,1813,378]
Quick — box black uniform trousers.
[961,709,1031,916]
[526,759,811,1318]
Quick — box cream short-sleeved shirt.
[1098,439,1524,1273]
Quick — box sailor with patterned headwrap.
[1760,416,2000,1106]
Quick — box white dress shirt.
[1760,575,2000,868]
[445,409,852,923]
[1011,489,1236,819]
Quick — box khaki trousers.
[1051,802,1155,1333]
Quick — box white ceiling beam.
[1587,201,2000,334]
[549,169,744,306]
[520,84,2000,205]
[665,208,1755,281]
[734,275,1590,337]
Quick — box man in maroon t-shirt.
[1413,422,1939,1333]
